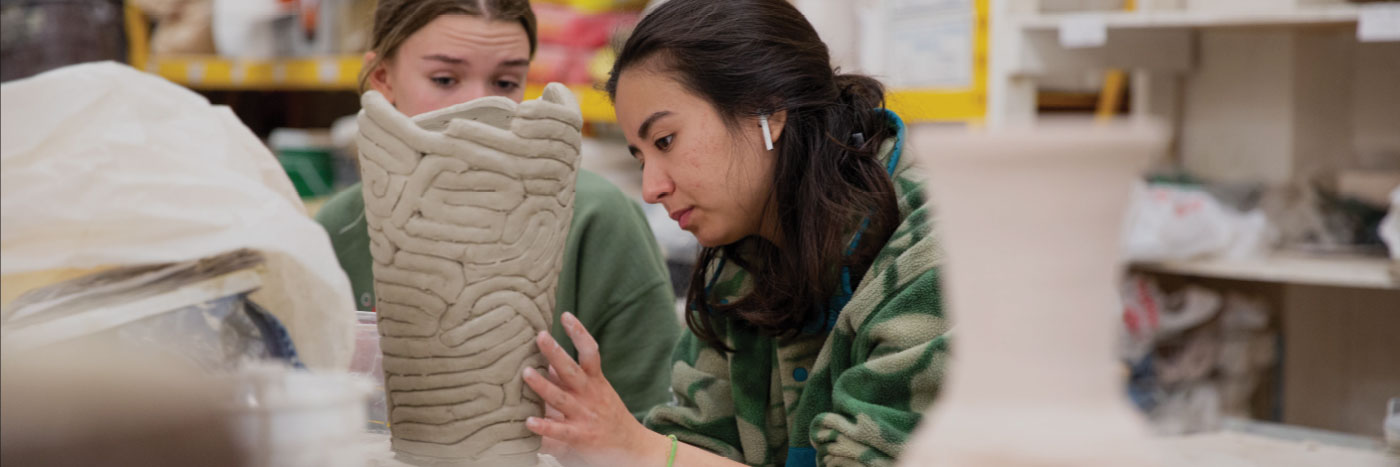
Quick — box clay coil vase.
[899,120,1166,467]
[356,83,582,466]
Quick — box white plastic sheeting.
[1,62,354,370]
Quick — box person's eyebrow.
[638,111,672,141]
[423,54,466,65]
[627,111,673,157]
[498,58,530,68]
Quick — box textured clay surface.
[356,83,582,464]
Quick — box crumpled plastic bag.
[1381,187,1400,259]
[1123,182,1274,261]
[1118,273,1222,362]
[0,62,353,370]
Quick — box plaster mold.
[901,121,1167,467]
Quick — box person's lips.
[669,207,694,229]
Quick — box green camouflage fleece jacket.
[644,111,950,467]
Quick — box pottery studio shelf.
[988,3,1393,127]
[1134,253,1398,290]
[1014,5,1368,31]
[148,55,980,123]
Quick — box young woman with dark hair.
[524,0,949,465]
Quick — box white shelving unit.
[993,2,1399,288]
[986,0,1400,437]
[1135,253,1397,290]
[1015,6,1364,30]
[989,2,1396,134]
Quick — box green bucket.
[278,148,335,198]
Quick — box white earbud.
[760,114,774,151]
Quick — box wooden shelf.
[1037,90,1100,110]
[1016,6,1365,31]
[1134,253,1398,290]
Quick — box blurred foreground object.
[1,250,370,466]
[1,343,372,466]
[0,62,355,370]
[900,120,1167,466]
[0,343,245,466]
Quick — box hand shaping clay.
[356,83,582,465]
[900,121,1167,466]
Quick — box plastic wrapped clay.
[900,121,1166,467]
[356,83,582,465]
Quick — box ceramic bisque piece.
[901,121,1167,466]
[356,83,582,465]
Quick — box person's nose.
[641,159,674,205]
[460,80,491,102]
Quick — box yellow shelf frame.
[146,0,987,122]
[887,0,990,122]
[150,55,365,91]
[523,84,618,124]
[531,0,648,14]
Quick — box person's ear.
[364,51,394,101]
[766,109,788,148]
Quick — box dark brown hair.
[606,0,900,350]
[359,0,538,92]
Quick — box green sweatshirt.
[315,169,682,420]
[644,111,948,466]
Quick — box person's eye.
[495,79,521,92]
[430,76,456,87]
[655,135,674,151]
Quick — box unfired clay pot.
[900,121,1167,466]
[356,84,582,465]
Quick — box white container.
[212,0,294,58]
[224,366,374,466]
[351,311,389,430]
